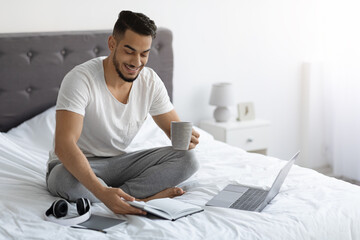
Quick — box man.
[46,11,200,215]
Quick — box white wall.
[1,0,356,166]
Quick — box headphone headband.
[44,198,91,226]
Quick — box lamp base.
[213,106,231,122]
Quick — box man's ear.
[108,36,117,51]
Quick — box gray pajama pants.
[46,146,199,202]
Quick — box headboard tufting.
[0,28,173,132]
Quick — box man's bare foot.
[138,187,185,202]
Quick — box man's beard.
[112,53,140,83]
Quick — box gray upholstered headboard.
[0,28,173,132]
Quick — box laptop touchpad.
[224,185,249,193]
[207,191,244,207]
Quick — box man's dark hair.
[113,10,157,40]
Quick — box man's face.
[111,30,152,82]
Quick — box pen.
[71,226,107,234]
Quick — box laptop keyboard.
[230,189,268,211]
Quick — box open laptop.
[206,152,299,212]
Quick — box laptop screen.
[265,152,299,203]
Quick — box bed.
[1,28,360,240]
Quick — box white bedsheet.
[1,107,360,240]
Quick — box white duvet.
[1,107,360,240]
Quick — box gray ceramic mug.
[171,121,193,150]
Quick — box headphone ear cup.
[46,199,68,218]
[76,198,90,215]
[45,201,56,217]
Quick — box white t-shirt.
[48,57,173,163]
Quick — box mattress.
[1,107,360,239]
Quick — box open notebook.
[128,198,204,221]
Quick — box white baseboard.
[314,165,334,177]
[314,165,360,186]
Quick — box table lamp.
[209,82,235,122]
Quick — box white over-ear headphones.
[44,198,91,226]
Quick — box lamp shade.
[209,82,235,106]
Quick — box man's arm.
[54,110,146,215]
[152,109,200,149]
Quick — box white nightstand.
[199,119,271,155]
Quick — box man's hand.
[189,128,200,150]
[152,109,200,149]
[98,187,147,215]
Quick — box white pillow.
[6,106,56,152]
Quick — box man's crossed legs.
[46,146,199,202]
